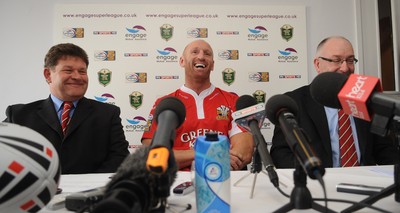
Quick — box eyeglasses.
[319,56,358,65]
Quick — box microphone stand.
[273,162,335,213]
[341,116,400,213]
[151,149,178,213]
[233,148,268,198]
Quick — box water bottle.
[194,132,230,213]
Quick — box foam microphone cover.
[310,72,348,109]
[107,146,177,190]
[154,96,186,126]
[101,146,178,212]
[236,95,258,110]
[265,94,298,125]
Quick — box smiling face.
[314,37,356,76]
[44,56,88,102]
[180,40,214,83]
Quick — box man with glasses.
[270,36,399,168]
[314,36,358,76]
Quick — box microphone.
[232,95,279,187]
[92,146,178,213]
[310,72,400,136]
[265,94,325,180]
[146,96,186,174]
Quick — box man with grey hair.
[270,36,399,168]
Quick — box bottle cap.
[205,132,219,141]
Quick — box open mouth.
[194,63,206,68]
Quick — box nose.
[70,70,81,79]
[197,50,205,59]
[337,61,351,73]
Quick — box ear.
[179,56,185,68]
[44,68,51,84]
[313,57,322,74]
[210,60,215,72]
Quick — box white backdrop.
[54,4,308,148]
[2,0,373,150]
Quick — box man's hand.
[230,150,245,170]
[229,132,254,170]
[173,149,195,170]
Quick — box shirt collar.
[50,94,78,111]
[180,84,215,97]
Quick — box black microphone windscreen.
[100,146,178,212]
[310,72,348,108]
[236,95,258,110]
[154,96,186,126]
[265,94,298,125]
[107,147,157,186]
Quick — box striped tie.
[338,109,359,167]
[61,102,73,136]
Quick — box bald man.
[141,39,254,171]
[270,36,399,168]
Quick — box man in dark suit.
[270,36,399,168]
[4,43,129,174]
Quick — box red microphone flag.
[338,74,383,121]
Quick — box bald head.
[182,39,213,56]
[314,36,356,75]
[180,39,214,92]
[315,36,353,57]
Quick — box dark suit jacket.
[270,85,399,168]
[4,96,129,174]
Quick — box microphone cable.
[313,169,390,213]
[314,172,328,213]
[312,198,391,213]
[275,186,290,198]
[275,177,390,213]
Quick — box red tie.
[338,109,359,167]
[61,102,73,136]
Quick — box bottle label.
[195,134,230,213]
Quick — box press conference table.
[40,165,399,213]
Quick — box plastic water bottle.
[194,132,230,213]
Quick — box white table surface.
[40,165,400,213]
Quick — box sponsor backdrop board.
[55,4,307,150]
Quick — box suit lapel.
[37,98,63,137]
[354,118,368,161]
[65,98,92,138]
[304,88,332,160]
